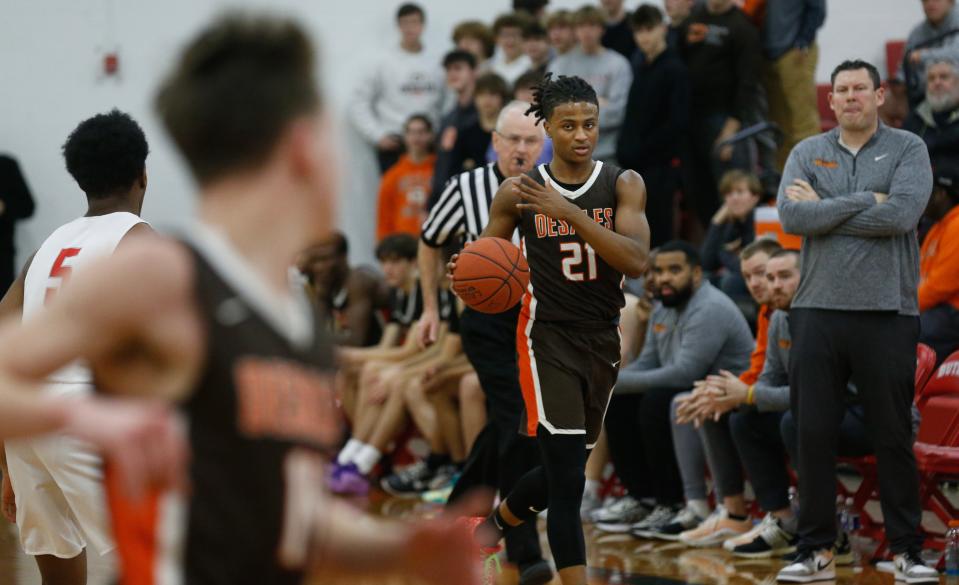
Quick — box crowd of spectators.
[298,1,959,579]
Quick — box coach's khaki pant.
[763,44,821,170]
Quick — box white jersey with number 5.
[8,210,144,559]
[22,211,145,386]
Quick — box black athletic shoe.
[380,461,434,497]
[518,559,554,585]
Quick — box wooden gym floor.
[2,485,948,585]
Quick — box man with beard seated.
[592,241,753,530]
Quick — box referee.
[776,60,937,584]
[417,101,552,585]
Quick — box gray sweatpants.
[670,393,745,503]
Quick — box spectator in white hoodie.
[490,12,534,86]
[349,3,446,173]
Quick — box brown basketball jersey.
[518,161,626,324]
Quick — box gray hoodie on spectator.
[754,309,792,412]
[617,281,754,393]
[777,123,932,316]
[548,47,633,161]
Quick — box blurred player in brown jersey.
[0,13,479,585]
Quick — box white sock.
[336,438,364,465]
[584,479,600,499]
[688,498,711,519]
[354,444,382,475]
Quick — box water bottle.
[836,495,847,531]
[946,520,959,578]
[788,486,799,516]
[844,497,861,566]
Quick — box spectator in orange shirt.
[377,114,436,241]
[919,158,959,364]
[736,237,782,385]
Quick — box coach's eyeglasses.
[495,132,542,148]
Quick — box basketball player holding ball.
[453,73,650,585]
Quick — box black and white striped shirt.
[420,162,507,248]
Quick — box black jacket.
[680,5,761,121]
[0,155,35,266]
[903,100,959,160]
[616,48,689,171]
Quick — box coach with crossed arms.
[775,59,938,584]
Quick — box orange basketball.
[452,237,529,314]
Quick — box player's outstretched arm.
[514,172,649,277]
[278,451,481,585]
[0,236,202,400]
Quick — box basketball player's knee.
[459,374,482,402]
[359,360,380,379]
[550,463,586,504]
[538,431,587,502]
[403,379,425,403]
[502,466,549,519]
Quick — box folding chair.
[872,351,959,560]
[917,349,959,411]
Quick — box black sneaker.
[833,531,853,566]
[381,461,434,497]
[518,559,554,585]
[428,464,459,490]
[781,531,850,564]
[730,514,797,558]
[641,505,706,541]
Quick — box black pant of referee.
[457,305,545,569]
[789,308,923,555]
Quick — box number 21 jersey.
[519,161,625,324]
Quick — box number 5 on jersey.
[44,247,81,305]
[560,242,597,282]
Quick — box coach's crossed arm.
[777,153,878,237]
[829,140,933,238]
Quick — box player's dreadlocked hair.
[524,72,599,125]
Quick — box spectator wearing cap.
[902,0,959,108]
[617,3,689,247]
[490,12,534,86]
[601,0,638,59]
[905,58,959,160]
[452,20,496,71]
[546,10,577,57]
[549,5,633,162]
[430,50,479,206]
[523,21,553,77]
[919,158,959,364]
[760,0,826,170]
